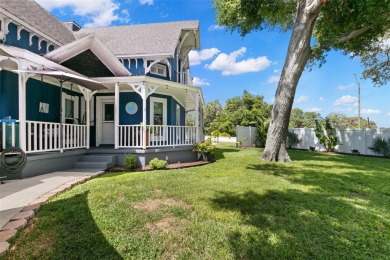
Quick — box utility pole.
[354,73,361,129]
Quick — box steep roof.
[0,0,75,45]
[74,20,199,57]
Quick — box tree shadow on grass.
[210,189,390,259]
[246,162,390,209]
[6,191,122,259]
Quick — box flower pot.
[198,152,215,162]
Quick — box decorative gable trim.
[0,7,63,46]
[44,34,131,77]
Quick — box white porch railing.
[62,123,88,150]
[26,121,87,153]
[118,125,197,148]
[1,120,19,150]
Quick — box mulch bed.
[108,160,211,172]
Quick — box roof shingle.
[74,20,199,56]
[0,0,75,45]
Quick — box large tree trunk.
[261,0,325,162]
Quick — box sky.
[35,0,390,127]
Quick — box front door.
[101,102,115,144]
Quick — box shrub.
[286,131,301,148]
[255,120,269,147]
[193,138,216,155]
[148,158,168,170]
[368,137,390,157]
[221,132,231,138]
[211,130,221,143]
[124,154,137,170]
[314,119,338,152]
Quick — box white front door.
[101,102,115,144]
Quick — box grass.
[5,144,390,259]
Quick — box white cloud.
[192,77,210,87]
[360,109,382,115]
[267,75,280,84]
[319,97,324,101]
[338,83,354,90]
[36,0,125,27]
[206,47,272,76]
[267,69,281,84]
[388,112,390,116]
[334,95,358,106]
[208,24,225,31]
[139,0,154,5]
[189,48,220,66]
[304,108,322,112]
[295,96,309,103]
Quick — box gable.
[61,50,114,77]
[45,34,130,77]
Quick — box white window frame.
[62,93,79,124]
[150,63,167,77]
[150,97,167,141]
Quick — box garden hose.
[0,147,27,175]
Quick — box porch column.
[18,72,27,151]
[78,86,97,149]
[142,84,147,149]
[114,83,119,149]
[194,92,199,143]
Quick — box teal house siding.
[4,22,47,54]
[123,59,145,76]
[119,92,143,125]
[0,70,19,119]
[26,78,61,123]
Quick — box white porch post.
[78,86,97,149]
[18,72,27,151]
[195,93,199,143]
[114,83,119,149]
[126,82,157,149]
[142,84,147,149]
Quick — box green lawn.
[6,144,390,259]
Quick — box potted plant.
[351,149,360,155]
[193,139,216,162]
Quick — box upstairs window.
[150,64,167,77]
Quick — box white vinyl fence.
[235,125,390,155]
[236,126,258,147]
[289,128,390,155]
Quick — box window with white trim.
[150,64,167,77]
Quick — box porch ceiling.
[91,76,204,111]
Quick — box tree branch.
[307,0,327,15]
[318,25,372,50]
[335,25,372,44]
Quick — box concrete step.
[79,155,117,162]
[73,161,115,170]
[73,154,117,170]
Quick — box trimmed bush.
[369,137,390,157]
[148,158,168,170]
[124,154,137,170]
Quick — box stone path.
[0,169,105,256]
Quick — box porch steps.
[73,155,117,171]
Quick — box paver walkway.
[0,169,104,255]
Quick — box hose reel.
[0,147,27,175]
